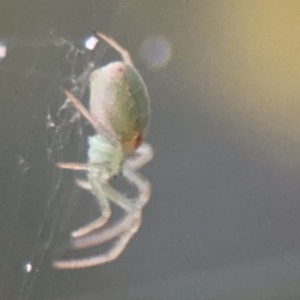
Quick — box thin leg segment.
[63,89,99,131]
[75,179,91,190]
[103,185,135,211]
[71,176,112,238]
[95,31,133,66]
[57,162,89,170]
[94,31,133,66]
[63,90,114,144]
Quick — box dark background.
[1,1,300,299]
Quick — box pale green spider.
[52,31,153,269]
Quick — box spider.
[52,31,153,269]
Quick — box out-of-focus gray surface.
[1,1,300,300]
[56,254,300,300]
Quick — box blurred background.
[1,0,300,299]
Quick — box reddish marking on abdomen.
[125,132,143,154]
[132,133,143,149]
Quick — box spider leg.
[75,179,91,190]
[53,144,152,269]
[103,185,135,211]
[71,211,141,249]
[59,164,119,237]
[52,216,141,269]
[53,169,147,268]
[63,90,114,144]
[94,31,133,66]
[69,168,150,250]
[122,168,151,210]
[97,142,152,211]
[124,143,154,170]
[63,89,99,131]
[57,162,89,170]
[69,184,142,250]
[71,176,111,238]
[57,167,112,238]
[69,148,151,247]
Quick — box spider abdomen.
[90,62,150,154]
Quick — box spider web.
[0,1,127,299]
